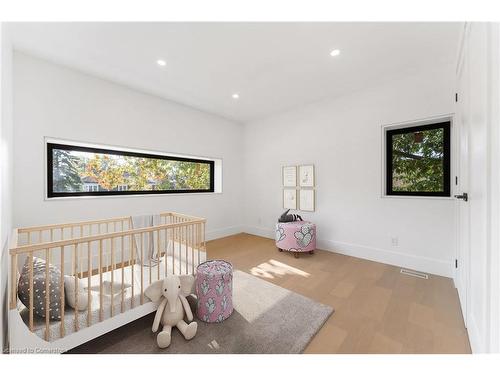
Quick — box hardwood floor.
[207,233,471,354]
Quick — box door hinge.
[455,176,458,185]
[455,93,458,102]
[455,259,458,268]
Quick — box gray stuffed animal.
[278,209,303,223]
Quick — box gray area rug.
[68,270,333,354]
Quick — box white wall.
[1,23,14,353]
[13,52,244,240]
[243,66,456,277]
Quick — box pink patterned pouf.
[275,221,316,258]
[195,260,233,323]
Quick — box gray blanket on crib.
[131,214,161,266]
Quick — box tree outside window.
[48,143,214,197]
[386,122,451,197]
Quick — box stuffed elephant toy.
[145,274,198,348]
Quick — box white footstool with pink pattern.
[275,221,316,258]
[195,260,233,323]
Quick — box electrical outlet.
[391,237,399,246]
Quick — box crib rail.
[9,212,206,342]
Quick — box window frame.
[47,142,215,198]
[385,121,451,197]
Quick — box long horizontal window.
[47,142,215,198]
[386,121,451,197]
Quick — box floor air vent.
[400,268,429,279]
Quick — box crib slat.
[60,246,65,338]
[190,224,195,275]
[191,225,195,274]
[10,254,18,310]
[156,230,160,281]
[121,232,125,313]
[148,231,152,286]
[164,228,168,277]
[185,226,188,275]
[130,233,135,308]
[45,248,50,341]
[172,226,176,275]
[141,232,144,305]
[99,239,103,322]
[29,251,34,332]
[202,222,206,250]
[110,238,114,317]
[194,224,197,269]
[198,223,202,267]
[79,241,83,280]
[87,241,91,327]
[74,243,79,332]
[194,224,198,271]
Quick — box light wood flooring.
[207,233,471,354]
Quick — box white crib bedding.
[19,247,206,342]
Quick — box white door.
[455,29,470,327]
[454,21,500,353]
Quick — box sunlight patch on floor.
[249,259,310,279]
[233,270,291,323]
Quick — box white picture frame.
[299,164,315,187]
[283,189,297,209]
[282,166,297,187]
[299,189,315,212]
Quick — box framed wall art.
[283,189,297,209]
[299,189,315,211]
[299,164,315,187]
[282,166,297,187]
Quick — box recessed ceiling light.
[330,49,341,57]
[156,59,166,67]
[232,93,240,99]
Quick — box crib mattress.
[19,248,206,342]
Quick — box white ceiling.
[8,22,462,123]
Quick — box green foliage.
[52,150,83,192]
[391,128,444,192]
[53,149,211,192]
[85,155,127,190]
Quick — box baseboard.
[206,226,244,241]
[242,225,453,278]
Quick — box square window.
[386,121,451,197]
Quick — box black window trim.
[47,142,215,198]
[386,121,451,197]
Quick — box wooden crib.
[8,212,206,353]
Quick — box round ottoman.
[195,260,233,323]
[275,221,316,258]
